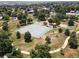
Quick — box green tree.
[70,31,76,38]
[54,5,66,14]
[68,31,78,49]
[38,13,46,21]
[68,19,74,26]
[6,10,12,16]
[45,36,51,44]
[69,15,78,21]
[56,13,66,21]
[16,31,21,39]
[58,28,63,33]
[17,14,22,20]
[0,30,12,57]
[30,44,51,58]
[11,12,17,17]
[64,29,70,36]
[24,31,32,42]
[2,21,8,31]
[53,15,60,25]
[22,14,27,20]
[3,15,9,21]
[19,19,26,26]
[27,18,33,24]
[30,50,37,58]
[33,8,38,18]
[48,19,53,24]
[19,14,27,26]
[7,47,23,58]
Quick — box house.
[70,10,76,13]
[28,9,34,13]
[42,7,50,11]
[0,16,2,20]
[0,14,3,20]
[66,10,79,15]
[75,10,79,14]
[26,8,34,14]
[37,7,50,13]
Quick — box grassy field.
[2,17,79,58]
[7,19,67,57]
[51,52,63,58]
[51,29,79,58]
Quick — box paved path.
[49,36,70,53]
[21,31,79,55]
[3,55,8,58]
[20,36,70,54]
[49,31,79,53]
[3,30,79,58]
[21,50,30,55]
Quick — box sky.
[0,0,79,1]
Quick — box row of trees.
[16,31,52,44]
[1,3,77,28]
[0,30,23,57]
[7,47,23,58]
[17,13,33,26]
[16,31,32,43]
[64,29,78,49]
[68,31,78,49]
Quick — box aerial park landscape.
[0,1,79,58]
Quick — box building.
[0,14,3,20]
[26,8,34,14]
[66,10,79,15]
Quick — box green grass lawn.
[11,32,45,52]
[51,52,63,58]
[23,54,30,58]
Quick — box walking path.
[21,31,79,55]
[21,50,30,55]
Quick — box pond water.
[16,23,52,38]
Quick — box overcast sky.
[0,0,79,1]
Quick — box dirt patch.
[64,48,79,58]
[49,33,66,50]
